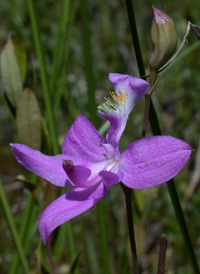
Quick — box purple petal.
[38,183,106,244]
[120,136,193,189]
[62,114,106,163]
[10,144,73,187]
[99,170,120,188]
[63,164,92,188]
[98,73,149,147]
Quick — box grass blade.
[0,178,30,274]
[125,1,199,272]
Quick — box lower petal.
[99,170,120,188]
[120,136,193,189]
[10,144,73,187]
[38,183,106,244]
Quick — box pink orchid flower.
[11,73,193,244]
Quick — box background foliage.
[0,0,200,273]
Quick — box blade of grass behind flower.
[0,178,29,274]
[50,0,71,98]
[10,175,38,274]
[81,0,97,126]
[85,232,100,274]
[81,1,110,273]
[27,0,58,155]
[53,188,79,273]
[54,0,78,114]
[9,192,38,274]
[27,0,78,269]
[125,1,199,272]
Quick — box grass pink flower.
[11,73,193,244]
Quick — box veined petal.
[120,136,193,189]
[98,73,150,147]
[62,114,106,162]
[38,183,106,244]
[10,143,73,187]
[63,163,92,188]
[99,170,120,188]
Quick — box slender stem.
[166,181,199,273]
[54,0,78,114]
[47,236,56,274]
[10,192,37,274]
[0,179,29,274]
[96,200,110,274]
[50,0,70,96]
[27,0,58,154]
[81,0,97,126]
[121,184,139,274]
[125,0,146,79]
[27,1,77,269]
[157,235,168,274]
[141,94,151,138]
[125,0,199,272]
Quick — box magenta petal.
[38,183,106,244]
[64,164,92,188]
[99,73,150,147]
[10,144,73,187]
[62,114,106,162]
[120,136,193,189]
[99,170,120,188]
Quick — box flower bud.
[191,23,200,41]
[149,7,178,71]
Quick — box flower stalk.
[121,184,139,274]
[125,2,199,273]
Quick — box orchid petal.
[62,114,106,162]
[120,136,193,189]
[39,183,106,244]
[98,73,149,147]
[99,170,120,188]
[10,144,73,187]
[63,163,92,188]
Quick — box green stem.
[9,193,37,274]
[125,0,146,79]
[27,0,58,154]
[81,0,97,126]
[54,0,78,114]
[96,200,110,274]
[125,0,199,272]
[121,184,139,274]
[27,1,77,269]
[50,0,70,97]
[141,94,151,138]
[0,179,29,274]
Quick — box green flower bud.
[191,23,200,41]
[149,7,178,71]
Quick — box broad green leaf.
[0,37,23,107]
[16,88,41,150]
[11,35,27,83]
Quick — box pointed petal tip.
[38,184,106,244]
[38,221,48,245]
[108,73,150,93]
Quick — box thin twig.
[47,235,56,274]
[121,183,139,274]
[157,235,168,274]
